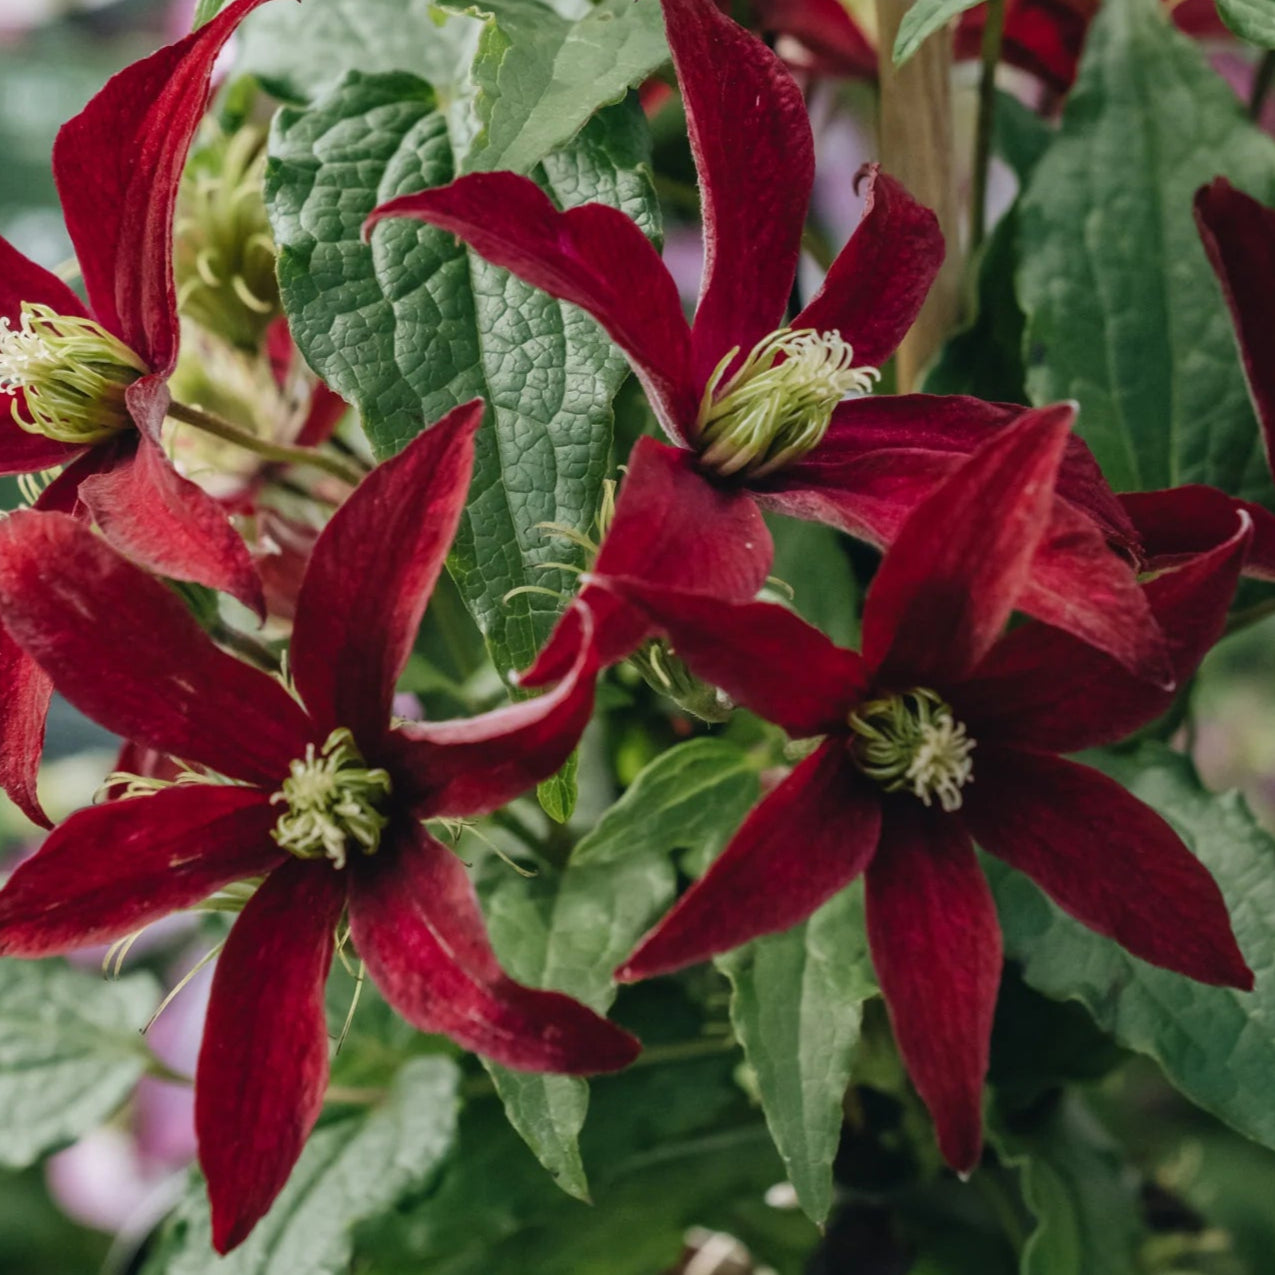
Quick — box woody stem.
[167,399,367,487]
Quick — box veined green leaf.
[893,0,983,66]
[1216,0,1275,49]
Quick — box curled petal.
[290,401,480,746]
[794,167,944,369]
[197,860,346,1253]
[865,802,1000,1173]
[0,786,282,956]
[964,751,1253,990]
[0,624,52,828]
[619,744,881,980]
[0,510,312,785]
[349,824,640,1073]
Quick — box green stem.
[488,805,547,853]
[970,0,1006,255]
[209,619,282,674]
[325,1084,388,1106]
[168,400,367,487]
[1251,50,1275,120]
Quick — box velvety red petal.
[619,743,881,981]
[0,624,52,828]
[865,801,1000,1173]
[51,0,274,371]
[661,0,813,385]
[597,577,867,736]
[956,0,1089,93]
[366,175,697,443]
[77,413,265,616]
[0,786,282,955]
[957,508,1248,754]
[390,614,598,818]
[965,751,1252,989]
[0,510,312,785]
[520,439,773,687]
[793,167,944,369]
[861,404,1072,687]
[290,401,479,746]
[349,823,640,1072]
[197,859,346,1253]
[1195,179,1275,469]
[752,0,878,78]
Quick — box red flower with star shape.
[0,402,638,1253]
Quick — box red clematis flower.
[0,402,638,1252]
[595,407,1252,1171]
[366,0,1167,692]
[0,0,280,825]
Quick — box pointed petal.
[660,0,813,380]
[0,510,312,785]
[793,166,944,368]
[598,577,867,736]
[391,613,598,818]
[0,786,282,956]
[0,624,51,828]
[349,823,640,1073]
[1195,178,1275,465]
[197,860,346,1253]
[51,0,274,370]
[865,803,1000,1172]
[520,440,773,687]
[958,507,1248,754]
[861,405,1071,686]
[77,417,265,616]
[964,751,1252,989]
[0,416,86,476]
[620,743,880,980]
[366,176,696,442]
[290,401,479,744]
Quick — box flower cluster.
[0,0,1266,1258]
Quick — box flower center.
[847,689,975,812]
[0,303,146,444]
[695,328,878,479]
[270,728,393,869]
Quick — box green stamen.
[847,689,975,812]
[696,328,878,479]
[0,303,145,444]
[271,728,392,869]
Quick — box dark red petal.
[861,404,1072,686]
[964,751,1252,990]
[391,614,598,818]
[197,860,346,1254]
[0,419,85,478]
[0,786,282,956]
[0,510,312,785]
[349,823,640,1073]
[78,409,265,617]
[958,508,1248,754]
[660,0,813,383]
[1195,179,1275,469]
[0,625,51,828]
[955,0,1087,93]
[51,0,274,371]
[520,440,773,687]
[751,0,878,78]
[619,743,881,981]
[290,401,479,745]
[793,166,944,369]
[0,234,92,324]
[598,577,868,736]
[865,802,1000,1173]
[366,175,697,443]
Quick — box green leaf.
[536,752,578,824]
[993,1095,1145,1275]
[0,959,159,1169]
[766,514,859,647]
[893,0,983,66]
[717,886,877,1226]
[1017,0,1275,498]
[192,0,230,28]
[991,743,1275,1154]
[266,73,658,676]
[1216,0,1275,48]
[238,0,480,102]
[573,737,761,867]
[455,0,669,174]
[145,1057,460,1275]
[478,847,678,1200]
